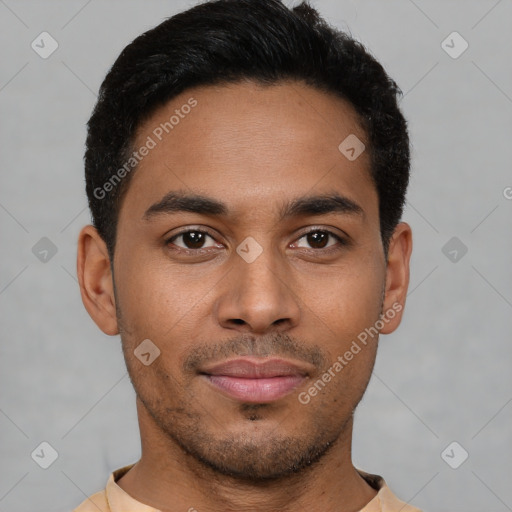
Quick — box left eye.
[294,230,344,250]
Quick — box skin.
[77,79,412,512]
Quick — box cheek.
[299,276,382,412]
[114,251,202,340]
[296,258,384,346]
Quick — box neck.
[117,400,377,512]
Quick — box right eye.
[166,228,221,252]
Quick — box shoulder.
[357,469,423,512]
[72,464,136,512]
[72,489,109,512]
[378,484,423,512]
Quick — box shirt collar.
[105,464,421,512]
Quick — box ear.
[77,225,119,335]
[380,222,413,334]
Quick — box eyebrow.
[142,190,364,221]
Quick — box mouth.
[199,357,310,403]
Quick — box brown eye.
[306,231,329,249]
[295,230,345,250]
[167,230,218,250]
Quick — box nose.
[214,243,301,335]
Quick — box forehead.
[120,80,376,223]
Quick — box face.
[79,80,411,480]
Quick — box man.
[75,0,417,510]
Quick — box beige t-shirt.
[73,464,422,512]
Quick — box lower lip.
[204,375,306,403]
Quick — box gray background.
[1,0,511,511]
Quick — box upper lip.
[199,357,311,378]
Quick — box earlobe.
[76,225,119,336]
[380,222,413,335]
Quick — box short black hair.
[85,0,410,259]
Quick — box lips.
[199,357,310,403]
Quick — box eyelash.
[165,227,348,255]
